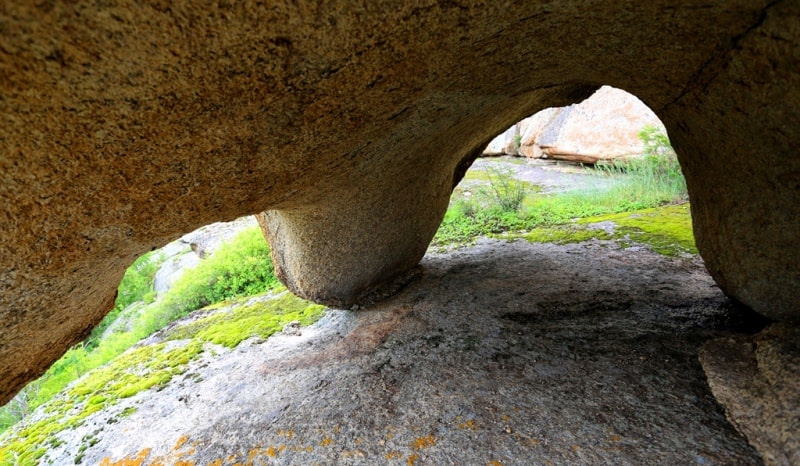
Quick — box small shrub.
[482,166,528,213]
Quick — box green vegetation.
[0,225,283,437]
[433,125,687,249]
[578,203,697,256]
[162,292,326,348]
[135,226,281,337]
[0,290,324,462]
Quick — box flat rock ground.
[49,237,765,465]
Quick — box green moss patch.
[164,291,326,348]
[578,203,696,256]
[492,203,695,256]
[0,341,203,465]
[500,226,612,245]
[0,290,327,463]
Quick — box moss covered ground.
[495,203,696,256]
[0,291,326,465]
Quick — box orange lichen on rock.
[385,450,403,460]
[457,419,478,430]
[411,435,436,449]
[100,448,151,466]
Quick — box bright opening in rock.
[433,85,690,253]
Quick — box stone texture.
[537,86,665,163]
[1,0,799,406]
[518,107,563,159]
[483,124,520,156]
[35,239,763,465]
[700,324,800,466]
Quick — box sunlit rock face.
[1,0,798,412]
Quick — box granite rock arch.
[1,0,798,410]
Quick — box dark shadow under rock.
[49,239,762,465]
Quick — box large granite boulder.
[537,86,666,163]
[487,86,665,162]
[1,0,799,424]
[482,124,520,156]
[518,107,563,159]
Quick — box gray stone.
[700,324,800,466]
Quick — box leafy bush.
[139,226,280,334]
[83,252,163,350]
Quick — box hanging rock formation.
[1,4,799,458]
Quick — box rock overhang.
[1,0,799,407]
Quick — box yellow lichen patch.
[100,448,151,466]
[385,451,403,460]
[608,434,622,442]
[487,461,504,466]
[457,419,478,430]
[411,435,436,450]
[406,453,420,465]
[173,435,190,450]
[266,446,278,457]
[320,437,333,447]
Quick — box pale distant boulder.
[483,124,520,156]
[518,108,563,159]
[538,86,666,163]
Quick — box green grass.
[433,126,687,249]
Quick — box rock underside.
[1,0,800,459]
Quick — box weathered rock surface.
[1,1,800,404]
[518,108,563,159]
[537,86,665,163]
[700,324,800,466]
[483,87,664,162]
[483,124,520,156]
[34,239,765,465]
